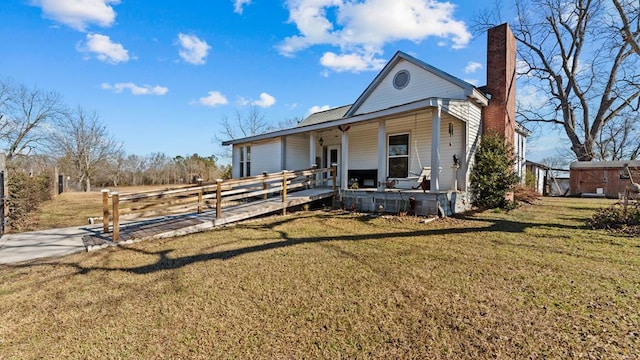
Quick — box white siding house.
[222,36,529,215]
[223,51,493,194]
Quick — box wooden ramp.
[83,188,335,250]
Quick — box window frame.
[387,133,410,178]
[239,145,251,177]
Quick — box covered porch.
[302,99,479,196]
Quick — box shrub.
[470,134,520,209]
[587,205,640,230]
[524,169,537,188]
[5,171,53,231]
[514,184,540,205]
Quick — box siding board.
[248,139,282,175]
[284,134,310,170]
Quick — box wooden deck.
[83,188,336,250]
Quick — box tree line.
[0,79,229,192]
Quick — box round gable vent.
[393,70,410,90]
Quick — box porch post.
[341,129,349,190]
[431,104,441,191]
[309,133,317,168]
[377,119,387,191]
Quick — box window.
[239,146,245,177]
[388,134,409,178]
[393,70,410,89]
[239,145,251,177]
[246,146,251,177]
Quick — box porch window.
[388,134,409,178]
[246,146,251,176]
[239,146,251,177]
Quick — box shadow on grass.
[4,212,589,275]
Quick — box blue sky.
[0,0,556,163]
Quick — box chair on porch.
[411,167,432,192]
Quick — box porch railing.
[101,165,336,242]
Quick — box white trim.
[387,132,411,178]
[377,120,387,190]
[430,104,442,191]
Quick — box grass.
[1,198,639,358]
[20,186,182,231]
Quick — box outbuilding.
[569,160,640,198]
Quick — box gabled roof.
[297,105,351,127]
[345,51,488,117]
[221,50,489,146]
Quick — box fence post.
[112,192,120,242]
[310,164,317,189]
[262,171,268,200]
[197,188,203,213]
[102,189,110,234]
[282,170,288,215]
[216,179,223,219]
[331,165,337,191]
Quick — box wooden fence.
[101,166,336,242]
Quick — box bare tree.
[613,0,640,55]
[49,107,122,192]
[0,80,66,160]
[595,111,640,160]
[278,116,303,130]
[214,105,274,159]
[477,0,640,161]
[217,106,273,140]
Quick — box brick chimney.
[482,23,516,147]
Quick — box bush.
[470,134,520,209]
[514,184,540,205]
[524,170,537,188]
[5,171,53,231]
[587,205,640,230]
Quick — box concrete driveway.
[0,226,95,264]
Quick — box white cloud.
[516,59,531,76]
[198,91,228,107]
[465,61,482,74]
[101,82,168,95]
[517,85,549,110]
[177,33,211,65]
[308,105,331,115]
[278,0,471,73]
[320,52,385,72]
[233,0,252,14]
[78,33,129,63]
[236,97,250,106]
[32,0,120,31]
[251,92,276,108]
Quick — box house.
[222,24,528,215]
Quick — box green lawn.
[1,198,638,359]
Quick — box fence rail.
[101,166,336,242]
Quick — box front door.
[325,145,341,187]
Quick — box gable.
[351,58,469,116]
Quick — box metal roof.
[570,160,640,169]
[296,105,351,127]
